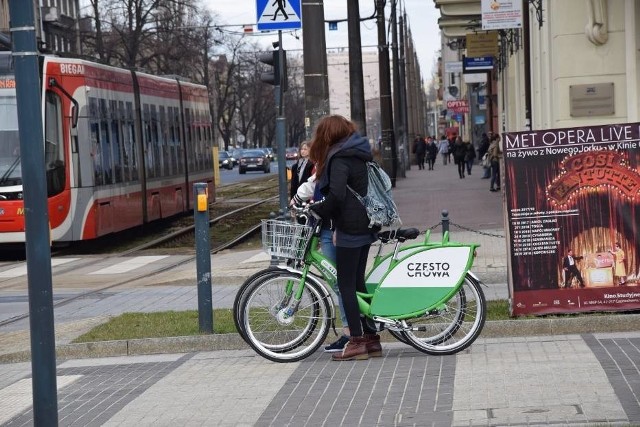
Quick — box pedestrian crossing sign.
[256,0,302,31]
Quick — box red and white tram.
[0,52,214,243]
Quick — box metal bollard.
[441,209,450,235]
[194,183,213,333]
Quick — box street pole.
[276,31,288,213]
[8,1,59,424]
[399,11,410,166]
[347,0,367,135]
[390,0,405,177]
[376,0,397,186]
[302,0,330,138]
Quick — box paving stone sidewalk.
[1,332,639,426]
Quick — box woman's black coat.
[289,158,314,199]
[311,136,373,235]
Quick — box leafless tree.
[80,0,305,148]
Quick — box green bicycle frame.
[289,227,479,321]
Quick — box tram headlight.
[17,192,23,200]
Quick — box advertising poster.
[481,0,523,30]
[503,123,640,316]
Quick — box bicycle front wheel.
[233,267,288,342]
[240,271,332,363]
[400,273,486,355]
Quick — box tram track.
[0,195,275,291]
[0,189,280,328]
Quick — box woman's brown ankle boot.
[332,336,369,361]
[364,334,382,357]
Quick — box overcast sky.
[206,0,441,81]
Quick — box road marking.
[0,258,79,278]
[89,256,169,275]
[0,375,82,424]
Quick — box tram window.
[168,106,178,174]
[191,111,198,171]
[205,126,212,170]
[150,104,161,176]
[119,101,130,181]
[159,106,171,176]
[89,98,103,186]
[174,107,184,174]
[99,99,112,184]
[143,104,154,178]
[192,110,199,171]
[196,110,204,171]
[185,108,194,171]
[110,100,123,183]
[125,101,138,181]
[0,96,19,159]
[44,91,65,196]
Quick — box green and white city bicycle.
[233,206,487,363]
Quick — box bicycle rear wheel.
[400,273,486,355]
[387,283,466,345]
[240,271,332,362]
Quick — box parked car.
[285,147,299,160]
[239,149,271,174]
[218,151,234,170]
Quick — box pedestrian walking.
[453,136,467,179]
[412,135,427,170]
[478,133,491,179]
[425,136,438,170]
[447,135,456,164]
[438,135,449,165]
[465,140,476,175]
[488,133,502,192]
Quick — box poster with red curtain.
[503,122,640,316]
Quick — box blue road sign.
[257,0,302,31]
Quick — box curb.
[2,314,639,364]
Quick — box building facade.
[434,0,640,136]
[0,0,80,53]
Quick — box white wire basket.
[261,219,313,260]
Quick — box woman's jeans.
[320,228,348,329]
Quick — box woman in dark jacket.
[464,141,476,175]
[289,141,313,199]
[309,115,380,361]
[452,136,467,179]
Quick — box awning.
[433,0,481,39]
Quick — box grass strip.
[73,309,235,343]
[72,300,533,343]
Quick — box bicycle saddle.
[378,227,420,243]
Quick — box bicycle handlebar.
[289,203,322,227]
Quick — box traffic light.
[258,50,287,91]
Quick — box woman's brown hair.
[309,115,356,178]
